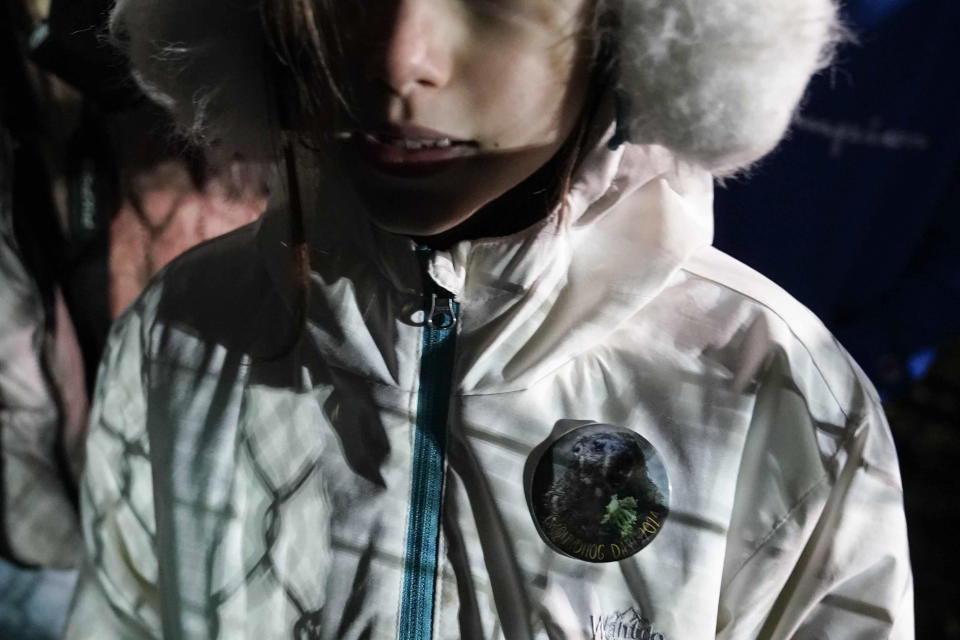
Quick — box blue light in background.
[907,347,937,381]
[848,0,913,29]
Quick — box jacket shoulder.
[153,219,264,308]
[678,255,912,639]
[679,246,882,422]
[125,218,291,361]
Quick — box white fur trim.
[613,0,839,173]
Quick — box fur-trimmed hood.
[111,0,839,174]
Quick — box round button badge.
[527,423,670,563]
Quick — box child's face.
[333,0,596,238]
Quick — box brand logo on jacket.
[590,606,665,640]
[526,422,670,562]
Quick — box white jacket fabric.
[64,129,913,639]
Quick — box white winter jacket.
[64,128,913,639]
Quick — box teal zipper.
[397,249,459,640]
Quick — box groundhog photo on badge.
[544,430,666,543]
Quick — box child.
[64,0,913,638]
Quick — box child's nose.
[379,0,454,97]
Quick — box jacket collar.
[256,106,714,392]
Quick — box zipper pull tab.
[427,294,457,330]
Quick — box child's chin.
[361,199,476,239]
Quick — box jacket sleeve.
[718,360,913,639]
[62,305,163,639]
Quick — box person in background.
[0,0,265,637]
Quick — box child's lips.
[351,127,477,179]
